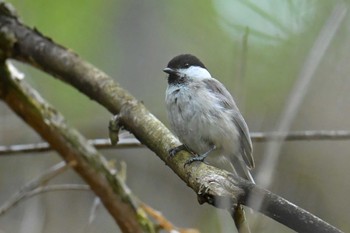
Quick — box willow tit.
[163,54,255,182]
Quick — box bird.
[163,54,255,182]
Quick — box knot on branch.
[195,170,244,209]
[0,2,18,19]
[109,114,122,145]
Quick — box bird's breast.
[166,85,239,153]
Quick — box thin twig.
[140,203,200,233]
[235,26,249,109]
[0,162,70,216]
[1,130,349,156]
[0,137,142,156]
[0,184,90,216]
[88,197,101,225]
[251,130,350,142]
[29,184,91,194]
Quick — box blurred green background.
[0,0,349,232]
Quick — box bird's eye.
[184,63,190,68]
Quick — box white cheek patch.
[178,66,212,80]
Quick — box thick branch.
[0,5,344,233]
[242,181,341,233]
[0,63,153,233]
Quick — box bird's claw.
[168,148,179,157]
[168,144,187,157]
[183,145,215,167]
[184,156,207,167]
[169,145,211,167]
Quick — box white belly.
[165,85,240,156]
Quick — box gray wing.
[232,111,254,169]
[203,78,254,169]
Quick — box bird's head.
[163,54,212,85]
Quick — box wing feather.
[203,78,254,169]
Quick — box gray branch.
[0,137,142,156]
[1,130,350,156]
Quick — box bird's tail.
[231,156,255,184]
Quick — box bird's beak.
[163,67,176,75]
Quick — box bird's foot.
[184,155,208,167]
[184,145,216,167]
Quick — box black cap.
[166,54,206,70]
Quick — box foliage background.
[0,0,349,232]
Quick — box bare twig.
[1,130,350,156]
[232,206,251,233]
[88,197,101,225]
[0,162,69,216]
[251,130,350,142]
[140,203,200,233]
[29,184,90,194]
[0,137,142,156]
[235,26,249,108]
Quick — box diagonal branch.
[0,62,154,232]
